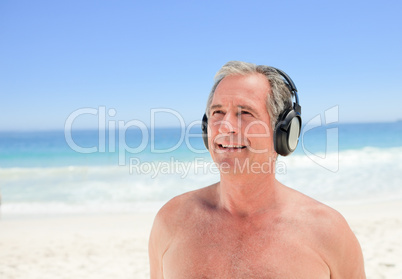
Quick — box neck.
[217,172,279,217]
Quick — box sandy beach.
[1,200,401,279]
[0,212,155,279]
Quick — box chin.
[212,156,250,175]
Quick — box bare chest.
[162,219,330,279]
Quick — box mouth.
[217,144,247,152]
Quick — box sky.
[0,0,401,130]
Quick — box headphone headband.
[272,67,300,109]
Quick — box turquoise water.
[1,122,401,168]
[0,127,208,168]
[1,122,402,215]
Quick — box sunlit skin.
[207,74,279,216]
[149,73,366,279]
[208,73,275,178]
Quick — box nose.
[218,112,239,134]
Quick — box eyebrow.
[238,105,259,116]
[210,104,260,117]
[210,104,222,111]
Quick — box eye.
[239,110,252,116]
[212,110,224,115]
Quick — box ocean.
[1,122,402,217]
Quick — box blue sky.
[1,0,401,130]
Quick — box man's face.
[208,73,276,172]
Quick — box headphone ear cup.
[274,108,301,156]
[274,110,289,156]
[201,114,209,149]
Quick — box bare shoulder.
[282,185,366,278]
[149,183,217,250]
[149,184,217,278]
[309,202,365,278]
[281,184,352,232]
[154,183,217,225]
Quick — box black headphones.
[201,67,302,156]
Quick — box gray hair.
[205,61,294,129]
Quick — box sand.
[0,200,401,279]
[0,213,155,279]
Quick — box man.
[149,61,365,278]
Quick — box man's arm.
[149,212,164,279]
[149,197,180,279]
[321,209,366,278]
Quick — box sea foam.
[1,146,401,216]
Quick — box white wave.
[277,146,402,202]
[1,146,402,215]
